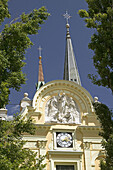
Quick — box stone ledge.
[48,150,83,156]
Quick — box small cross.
[63,11,71,24]
[38,46,42,56]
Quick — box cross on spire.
[63,11,71,24]
[38,46,42,57]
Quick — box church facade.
[20,13,104,170]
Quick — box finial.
[94,96,101,103]
[94,96,99,103]
[63,11,71,24]
[24,92,28,98]
[38,46,42,57]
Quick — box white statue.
[45,93,80,124]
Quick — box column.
[83,142,91,170]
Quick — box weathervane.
[38,46,42,57]
[63,11,71,24]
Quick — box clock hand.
[61,137,70,142]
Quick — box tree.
[0,0,50,108]
[0,0,49,168]
[93,102,113,169]
[78,0,113,93]
[0,114,46,169]
[78,0,113,169]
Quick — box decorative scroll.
[83,142,90,150]
[37,140,47,149]
[45,93,80,124]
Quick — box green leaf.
[0,5,50,108]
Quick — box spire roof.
[36,46,45,90]
[38,56,44,82]
[63,12,81,86]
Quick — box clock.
[56,132,73,148]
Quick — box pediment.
[30,80,94,124]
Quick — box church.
[2,12,104,170]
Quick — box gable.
[22,80,97,125]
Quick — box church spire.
[36,46,45,90]
[63,11,81,86]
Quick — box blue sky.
[6,0,113,115]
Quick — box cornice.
[77,126,101,131]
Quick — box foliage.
[79,1,113,168]
[0,0,50,108]
[0,114,46,170]
[36,155,47,170]
[93,102,113,169]
[78,0,113,93]
[0,0,10,24]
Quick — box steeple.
[36,46,45,90]
[63,11,81,86]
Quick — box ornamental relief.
[45,93,80,124]
[83,142,90,150]
[37,140,47,149]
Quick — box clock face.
[56,132,73,148]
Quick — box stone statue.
[45,93,80,124]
